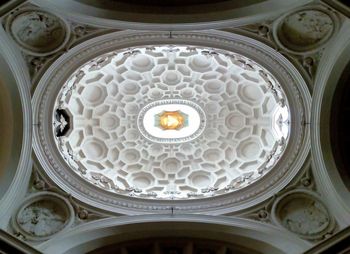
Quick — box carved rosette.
[271,190,336,240]
[5,8,70,56]
[12,192,74,241]
[273,6,339,54]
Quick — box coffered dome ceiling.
[53,46,290,200]
[33,31,310,213]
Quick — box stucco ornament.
[275,7,337,53]
[12,192,74,241]
[272,190,335,240]
[6,9,69,55]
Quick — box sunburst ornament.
[155,111,188,130]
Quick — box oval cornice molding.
[32,30,310,215]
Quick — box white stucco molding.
[32,30,311,215]
[311,19,350,226]
[38,214,311,254]
[0,26,32,228]
[30,0,312,31]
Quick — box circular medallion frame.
[271,190,335,240]
[272,5,340,55]
[5,8,70,56]
[11,192,74,241]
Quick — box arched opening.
[0,54,23,199]
[37,215,310,254]
[330,60,350,191]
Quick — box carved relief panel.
[271,190,336,241]
[5,8,70,56]
[12,192,74,241]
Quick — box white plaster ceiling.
[53,46,290,199]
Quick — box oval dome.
[52,45,290,199]
[32,31,309,214]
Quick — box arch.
[30,0,312,30]
[38,214,310,254]
[0,26,32,228]
[311,20,350,225]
